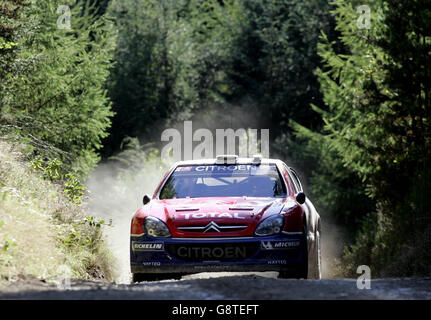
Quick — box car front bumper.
[130,233,306,274]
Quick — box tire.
[278,250,308,279]
[316,229,322,279]
[132,273,156,283]
[309,228,322,279]
[132,273,182,283]
[278,222,308,279]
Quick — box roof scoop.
[252,154,262,164]
[216,155,238,164]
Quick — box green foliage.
[279,123,375,238]
[1,237,17,253]
[0,0,32,116]
[106,137,170,194]
[0,223,17,271]
[0,141,114,281]
[102,0,338,156]
[31,157,86,204]
[103,0,240,154]
[304,0,431,276]
[223,0,337,133]
[31,157,62,181]
[1,0,116,178]
[64,173,86,204]
[57,216,107,253]
[84,216,105,228]
[0,222,17,253]
[2,0,430,279]
[0,40,18,50]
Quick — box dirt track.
[1,272,431,300]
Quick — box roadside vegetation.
[1,0,430,281]
[103,0,431,277]
[101,0,431,277]
[0,0,115,284]
[0,141,114,284]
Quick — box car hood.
[143,197,288,237]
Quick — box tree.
[225,0,337,134]
[1,0,116,178]
[307,0,431,276]
[0,0,33,115]
[102,0,240,155]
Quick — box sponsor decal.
[175,164,276,173]
[176,246,247,259]
[267,260,287,265]
[260,241,300,250]
[142,261,161,266]
[261,241,274,250]
[181,212,247,219]
[132,242,164,251]
[195,165,254,172]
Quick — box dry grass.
[0,199,64,279]
[0,140,114,284]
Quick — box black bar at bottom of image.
[1,300,429,319]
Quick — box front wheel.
[314,230,322,279]
[278,263,307,279]
[278,224,308,279]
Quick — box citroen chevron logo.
[204,221,221,233]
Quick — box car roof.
[172,157,284,167]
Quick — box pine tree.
[306,0,431,276]
[0,0,33,115]
[225,0,336,133]
[1,0,116,177]
[103,0,240,155]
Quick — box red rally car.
[130,155,322,282]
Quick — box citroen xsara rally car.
[130,155,321,282]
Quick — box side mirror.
[143,194,151,205]
[295,192,306,205]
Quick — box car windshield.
[159,164,287,199]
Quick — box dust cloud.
[321,218,346,278]
[85,104,346,282]
[85,156,170,283]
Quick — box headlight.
[254,215,284,236]
[143,217,171,238]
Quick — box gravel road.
[1,272,431,300]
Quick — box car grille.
[166,242,259,262]
[177,221,248,233]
